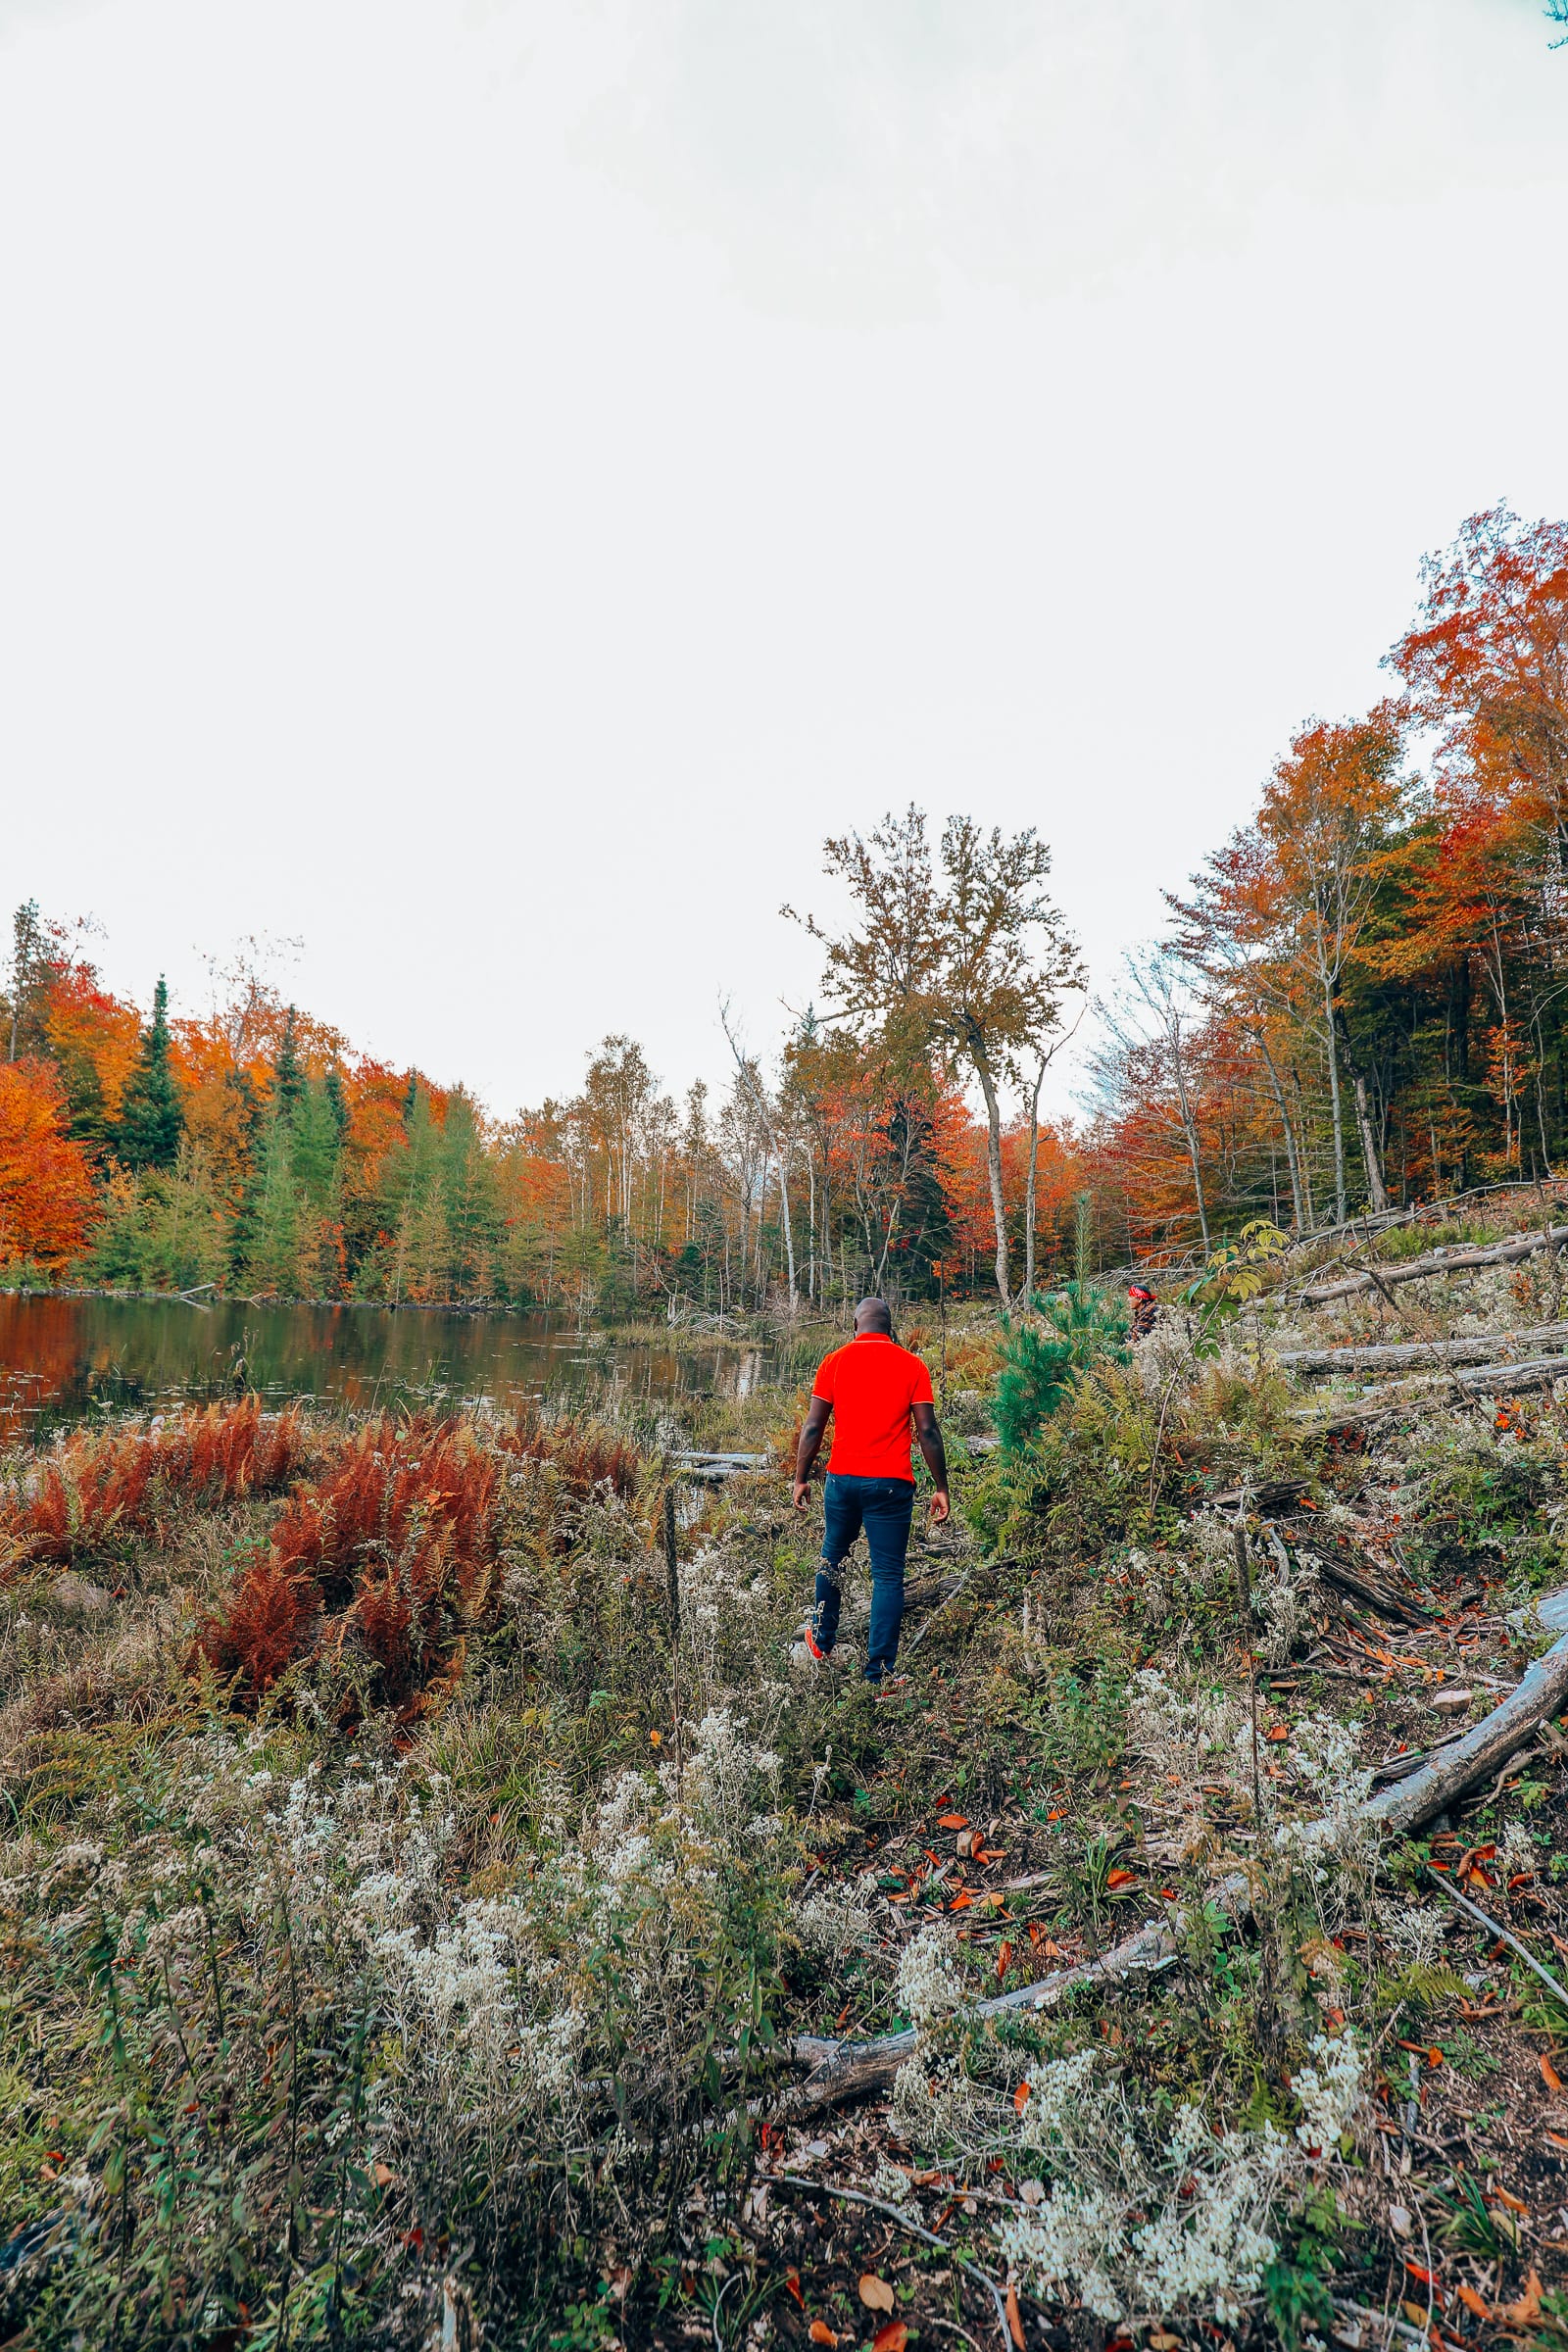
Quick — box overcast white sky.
[1,0,1564,1121]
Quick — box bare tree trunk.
[1353,1071,1389,1212]
[1254,1030,1305,1231]
[1023,1054,1047,1298]
[807,1146,816,1302]
[779,1153,797,1306]
[972,1051,1010,1303]
[1322,975,1348,1224]
[1168,1030,1210,1255]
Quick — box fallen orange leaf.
[873,2327,908,2352]
[1265,1725,1289,1742]
[785,2270,804,2308]
[1105,1867,1139,1888]
[1543,2054,1564,2093]
[949,1889,973,1911]
[1545,2129,1568,2151]
[1497,2270,1544,2327]
[1492,2184,1530,2218]
[858,2275,896,2316]
[1014,2080,1031,2114]
[808,2325,838,2348]
[1454,2285,1491,2323]
[937,1814,968,1830]
[996,1940,1014,1983]
[1005,2283,1025,2350]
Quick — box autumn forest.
[5,502,1566,1313]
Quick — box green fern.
[1387,1963,1472,2011]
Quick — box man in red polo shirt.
[791,1298,949,1689]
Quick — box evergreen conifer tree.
[273,1006,303,1115]
[291,1078,343,1208]
[224,1071,265,1284]
[240,1115,302,1295]
[116,977,183,1170]
[7,900,48,1061]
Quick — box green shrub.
[994,1285,1129,1457]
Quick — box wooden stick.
[1305,1553,1435,1627]
[1424,1866,1568,2014]
[769,2172,1012,2350]
[1365,1622,1568,1838]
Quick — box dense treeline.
[2,504,1565,1308]
[1088,504,1568,1259]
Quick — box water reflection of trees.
[0,1295,751,1437]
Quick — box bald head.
[854,1298,893,1335]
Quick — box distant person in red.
[1127,1283,1157,1338]
[792,1298,949,1690]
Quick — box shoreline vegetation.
[4,1191,1568,2345]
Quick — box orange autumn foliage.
[41,963,142,1124]
[0,1059,97,1266]
[0,1399,314,1573]
[195,1403,640,1710]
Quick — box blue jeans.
[813,1473,915,1682]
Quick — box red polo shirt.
[812,1333,934,1480]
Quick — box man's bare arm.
[792,1397,831,1510]
[913,1401,951,1524]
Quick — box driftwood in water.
[1298,1225,1568,1306]
[1277,1321,1568,1374]
[778,1604,1568,2119]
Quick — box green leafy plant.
[1183,1219,1290,1353]
[1436,2171,1518,2259]
[1262,2186,1349,2351]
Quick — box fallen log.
[1295,1351,1568,1435]
[779,1908,1193,2119]
[779,1601,1568,2117]
[1298,1225,1568,1306]
[1205,1476,1314,1514]
[1362,1620,1568,1836]
[1303,1552,1435,1627]
[1277,1321,1568,1374]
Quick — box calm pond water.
[0,1293,766,1444]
